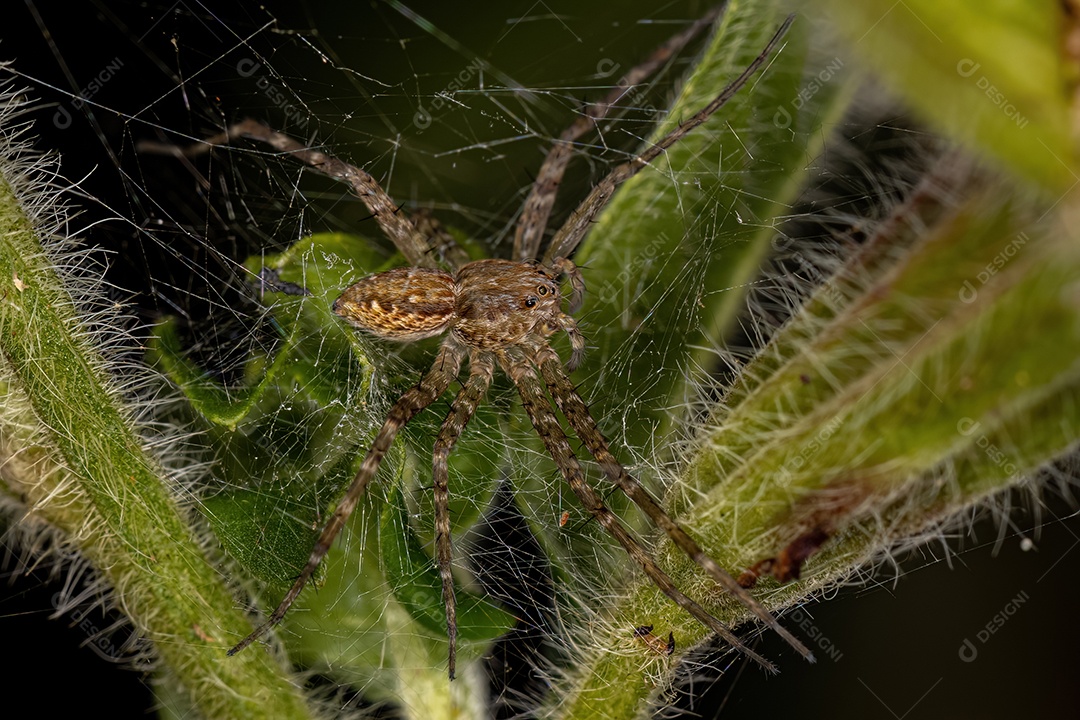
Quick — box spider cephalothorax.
[219,9,811,681]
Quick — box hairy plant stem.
[0,151,312,718]
[551,171,1080,719]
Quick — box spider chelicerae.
[176,9,811,678]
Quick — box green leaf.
[151,232,384,585]
[510,0,851,610]
[572,1,850,449]
[152,232,385,429]
[153,225,514,701]
[205,451,357,587]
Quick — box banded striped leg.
[551,257,586,317]
[555,311,587,373]
[512,4,724,261]
[543,14,795,264]
[533,346,814,661]
[496,349,775,671]
[229,343,463,655]
[431,350,495,679]
[139,119,438,269]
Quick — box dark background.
[1,1,1078,717]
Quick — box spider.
[194,9,811,678]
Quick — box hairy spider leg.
[512,3,724,261]
[550,257,586,317]
[228,343,463,656]
[532,344,815,662]
[496,348,776,672]
[542,14,795,265]
[556,311,587,373]
[143,16,792,277]
[431,349,496,679]
[140,118,438,270]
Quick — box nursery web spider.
[151,7,811,679]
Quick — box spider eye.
[537,285,548,296]
[525,296,538,308]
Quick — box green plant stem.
[550,178,1080,719]
[0,168,311,719]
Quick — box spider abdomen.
[333,266,455,341]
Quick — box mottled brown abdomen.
[333,266,455,341]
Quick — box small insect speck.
[633,625,675,656]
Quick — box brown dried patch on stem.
[738,477,880,588]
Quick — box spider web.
[3,2,1080,719]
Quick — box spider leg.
[228,342,463,655]
[551,257,586,316]
[541,14,795,265]
[557,312,586,373]
[411,208,472,271]
[512,5,724,262]
[432,350,495,680]
[496,349,776,672]
[138,119,439,270]
[532,344,815,662]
